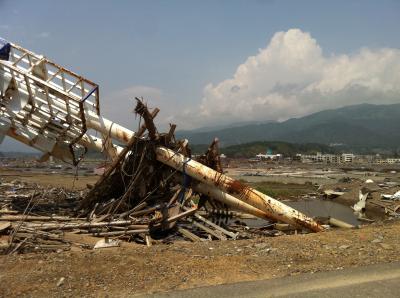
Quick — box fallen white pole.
[193,182,277,221]
[156,147,323,232]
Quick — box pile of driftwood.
[0,177,285,254]
[0,99,320,254]
[75,99,239,239]
[0,99,242,254]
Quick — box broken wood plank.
[23,220,144,231]
[145,234,152,247]
[0,221,11,232]
[1,215,74,221]
[167,187,182,207]
[177,227,202,242]
[0,210,18,215]
[91,229,149,237]
[328,217,355,229]
[189,219,227,240]
[129,205,161,217]
[166,207,197,223]
[119,202,148,219]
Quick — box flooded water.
[219,199,360,228]
[286,200,360,226]
[233,199,360,228]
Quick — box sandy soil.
[0,168,98,189]
[1,221,400,297]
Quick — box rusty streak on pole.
[193,182,274,221]
[155,147,323,232]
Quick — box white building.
[256,153,282,161]
[341,153,355,163]
[387,158,400,164]
[323,154,340,164]
[299,152,355,164]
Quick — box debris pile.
[318,178,400,221]
[0,180,83,253]
[371,189,400,218]
[0,99,326,254]
[0,178,295,254]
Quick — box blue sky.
[1,0,400,151]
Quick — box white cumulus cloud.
[188,29,400,127]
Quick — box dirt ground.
[1,220,399,297]
[0,168,98,189]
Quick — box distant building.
[256,153,282,161]
[386,158,400,164]
[322,154,340,164]
[298,152,355,164]
[297,152,400,164]
[377,158,400,164]
[341,153,355,163]
[293,154,302,161]
[299,152,323,163]
[254,148,283,161]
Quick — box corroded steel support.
[80,134,124,156]
[156,147,323,232]
[85,111,135,144]
[193,182,274,221]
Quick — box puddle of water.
[287,200,360,226]
[221,200,360,228]
[238,218,274,228]
[231,200,359,227]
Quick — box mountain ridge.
[177,103,400,150]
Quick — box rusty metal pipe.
[155,147,323,232]
[79,134,124,156]
[193,182,276,221]
[84,111,135,144]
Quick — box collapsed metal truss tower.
[0,38,128,164]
